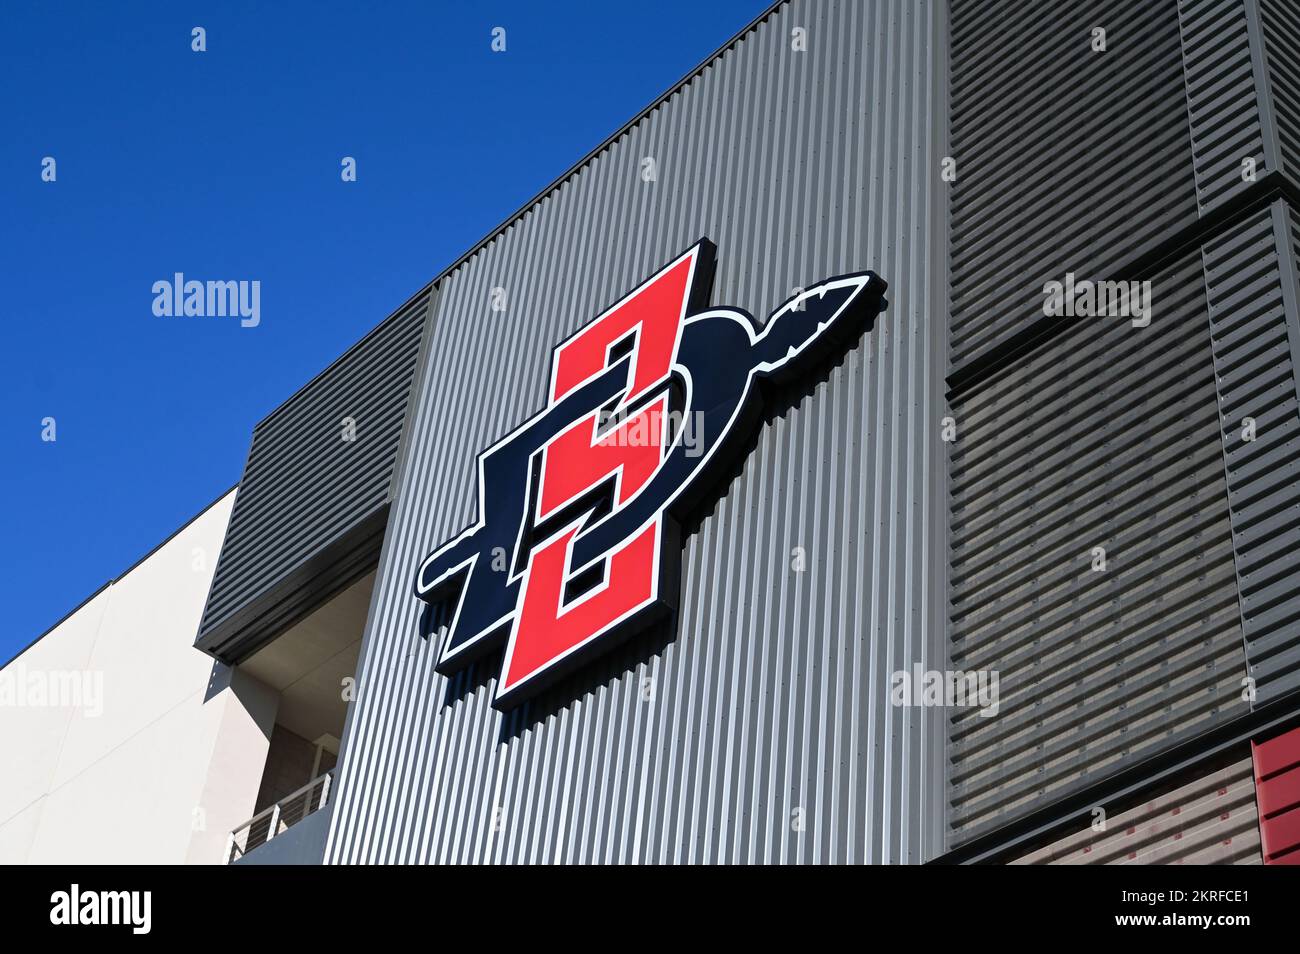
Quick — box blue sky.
[0,0,770,663]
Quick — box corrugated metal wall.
[325,0,947,864]
[1178,0,1268,215]
[197,288,432,661]
[944,0,1300,855]
[1204,202,1300,707]
[947,247,1250,841]
[1011,750,1262,864]
[949,0,1198,370]
[1258,0,1300,176]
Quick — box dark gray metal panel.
[949,0,1199,370]
[325,0,947,864]
[1201,203,1300,706]
[1257,0,1300,176]
[947,247,1250,843]
[940,0,1300,855]
[196,288,432,661]
[1177,0,1269,215]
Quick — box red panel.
[549,250,692,405]
[1253,725,1300,864]
[1260,807,1300,862]
[1257,764,1300,819]
[1254,726,1300,781]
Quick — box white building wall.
[0,489,276,864]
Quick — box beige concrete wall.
[0,489,276,864]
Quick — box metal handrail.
[226,768,334,863]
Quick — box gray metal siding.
[947,248,1250,842]
[325,0,947,864]
[1203,202,1300,706]
[942,0,1300,856]
[1178,0,1269,215]
[197,288,432,661]
[1258,0,1300,176]
[949,0,1199,369]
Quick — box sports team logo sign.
[415,239,885,708]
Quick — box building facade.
[5,0,1300,865]
[0,491,277,864]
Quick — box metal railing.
[226,769,334,864]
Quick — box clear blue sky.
[1,0,771,663]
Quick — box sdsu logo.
[416,240,885,708]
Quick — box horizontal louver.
[1177,0,1268,215]
[948,249,1250,841]
[1259,0,1300,177]
[1202,204,1300,706]
[949,0,1199,369]
[196,289,431,661]
[1012,751,1261,863]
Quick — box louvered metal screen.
[947,248,1250,841]
[1011,750,1261,863]
[949,0,1198,369]
[196,288,432,661]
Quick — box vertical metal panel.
[1177,0,1269,215]
[325,0,946,864]
[1201,203,1300,706]
[949,0,1199,369]
[196,287,432,660]
[1010,751,1262,864]
[947,247,1250,843]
